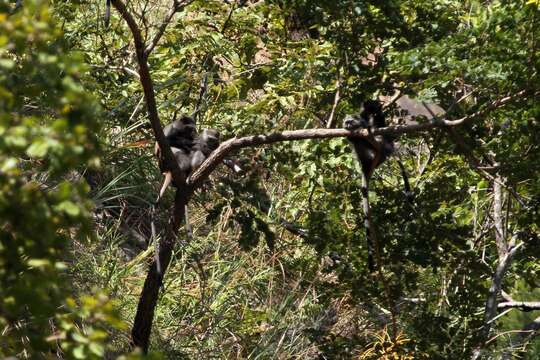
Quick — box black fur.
[156,116,220,197]
[163,115,197,153]
[343,100,393,178]
[157,115,197,174]
[190,129,220,171]
[343,100,393,272]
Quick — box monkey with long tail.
[343,100,394,272]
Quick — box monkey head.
[343,100,385,130]
[198,128,220,155]
[163,115,197,148]
[190,128,221,171]
[343,113,369,131]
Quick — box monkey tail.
[360,153,398,340]
[360,139,381,271]
[104,0,111,27]
[360,171,375,272]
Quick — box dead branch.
[472,242,524,359]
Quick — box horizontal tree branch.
[498,301,540,311]
[188,88,536,192]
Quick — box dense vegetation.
[1,0,539,358]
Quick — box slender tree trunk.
[131,191,188,352]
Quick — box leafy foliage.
[0,1,125,357]
[2,0,540,358]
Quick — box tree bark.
[131,191,188,352]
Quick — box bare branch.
[493,177,507,260]
[188,127,362,190]
[382,89,402,110]
[501,316,540,359]
[326,74,341,128]
[90,64,140,79]
[498,301,540,311]
[445,90,529,126]
[472,242,524,359]
[501,290,514,302]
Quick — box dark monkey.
[343,100,394,272]
[155,115,198,201]
[155,114,197,160]
[190,129,220,170]
[153,116,219,278]
[155,119,219,201]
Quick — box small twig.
[486,329,535,345]
[487,308,513,324]
[221,0,236,33]
[501,290,514,302]
[129,96,145,122]
[326,72,341,128]
[144,0,194,56]
[445,90,530,126]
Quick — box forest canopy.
[1,0,539,358]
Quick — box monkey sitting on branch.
[343,100,394,272]
[155,114,220,203]
[153,115,220,276]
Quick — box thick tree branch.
[110,0,189,352]
[131,191,189,351]
[498,301,540,311]
[188,89,536,191]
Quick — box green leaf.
[73,345,86,359]
[26,141,49,158]
[88,342,105,356]
[55,201,81,216]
